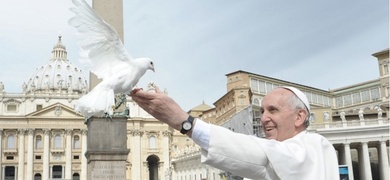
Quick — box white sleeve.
[191,118,210,151]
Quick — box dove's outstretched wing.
[68,0,133,80]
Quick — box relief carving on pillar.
[43,129,51,135]
[129,130,143,136]
[81,129,88,136]
[18,129,26,136]
[65,129,73,136]
[162,131,172,137]
[27,129,35,136]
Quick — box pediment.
[26,102,82,118]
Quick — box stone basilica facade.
[0,36,388,180]
[0,37,196,180]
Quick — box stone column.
[85,117,130,180]
[91,0,123,90]
[358,142,372,180]
[42,129,50,180]
[130,129,143,180]
[0,129,2,179]
[81,129,88,180]
[378,140,389,180]
[162,131,171,180]
[17,129,25,180]
[26,129,34,180]
[341,143,354,180]
[65,129,72,179]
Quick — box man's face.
[260,88,298,141]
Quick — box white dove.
[69,0,155,119]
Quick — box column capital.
[43,129,51,135]
[18,129,26,135]
[129,130,143,136]
[162,130,172,137]
[65,129,73,136]
[27,129,35,135]
[81,129,88,135]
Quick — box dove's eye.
[150,62,154,66]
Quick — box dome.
[24,36,88,95]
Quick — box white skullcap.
[281,86,310,113]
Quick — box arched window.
[54,135,62,149]
[36,135,42,149]
[149,136,156,149]
[253,98,260,106]
[72,173,80,180]
[7,135,16,149]
[73,135,80,149]
[34,173,42,180]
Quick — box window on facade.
[7,104,17,112]
[73,173,80,180]
[73,136,80,149]
[343,94,352,106]
[36,105,43,111]
[52,166,62,178]
[370,88,380,100]
[259,81,266,93]
[266,82,273,93]
[149,136,156,149]
[352,92,361,104]
[251,79,258,92]
[305,92,312,102]
[7,135,16,149]
[36,135,42,149]
[361,90,370,102]
[383,64,389,75]
[34,173,42,180]
[54,135,62,149]
[312,94,318,104]
[336,96,343,107]
[253,98,260,106]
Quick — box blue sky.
[0,0,388,111]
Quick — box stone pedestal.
[85,117,130,180]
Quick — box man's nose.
[260,112,269,123]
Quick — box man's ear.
[295,109,307,127]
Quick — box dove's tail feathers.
[74,86,115,119]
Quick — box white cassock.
[192,120,340,180]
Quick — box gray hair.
[286,93,310,128]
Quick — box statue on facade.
[0,81,4,93]
[22,82,27,93]
[377,107,383,119]
[358,109,364,120]
[323,112,330,122]
[340,111,346,121]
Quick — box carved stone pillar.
[341,143,354,180]
[42,129,50,180]
[65,129,72,179]
[358,142,372,180]
[81,129,88,180]
[0,129,2,179]
[162,131,172,180]
[130,129,143,180]
[17,129,25,180]
[26,129,34,180]
[378,140,389,180]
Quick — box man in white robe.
[131,86,339,179]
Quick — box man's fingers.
[130,88,143,96]
[155,87,162,94]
